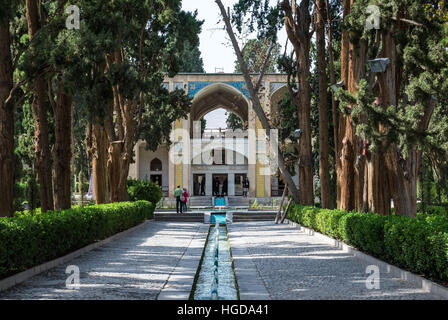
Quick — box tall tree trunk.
[26,0,54,212]
[297,60,314,205]
[280,0,314,205]
[52,80,72,210]
[0,20,14,217]
[104,52,133,203]
[377,31,418,217]
[365,152,391,215]
[325,0,338,159]
[337,0,351,207]
[108,140,130,202]
[316,0,332,209]
[337,0,366,212]
[87,121,110,204]
[325,0,339,207]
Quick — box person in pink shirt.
[182,188,189,212]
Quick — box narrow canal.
[192,221,238,300]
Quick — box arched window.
[150,158,162,171]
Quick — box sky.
[181,0,287,128]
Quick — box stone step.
[233,213,276,216]
[155,214,203,218]
[189,197,212,207]
[154,216,203,222]
[233,214,276,217]
[232,214,276,222]
[233,218,275,222]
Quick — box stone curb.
[0,219,154,293]
[157,224,209,300]
[227,224,271,300]
[285,219,448,300]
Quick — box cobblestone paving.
[0,222,202,300]
[229,222,444,300]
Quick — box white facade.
[129,73,299,198]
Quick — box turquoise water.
[214,197,225,207]
[211,213,226,224]
[193,225,238,300]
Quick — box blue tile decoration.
[188,82,250,98]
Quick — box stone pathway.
[228,222,444,300]
[0,222,203,300]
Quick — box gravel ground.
[0,222,202,300]
[228,222,444,300]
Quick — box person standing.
[223,178,228,196]
[214,177,220,196]
[243,177,249,197]
[200,176,205,195]
[182,188,189,212]
[175,185,183,213]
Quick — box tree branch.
[215,0,300,203]
[254,39,275,92]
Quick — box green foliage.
[76,182,89,195]
[234,38,281,73]
[226,112,244,130]
[127,179,163,205]
[138,87,192,151]
[337,0,448,157]
[177,41,205,73]
[232,0,283,39]
[200,117,206,135]
[271,90,299,175]
[0,201,154,279]
[26,172,39,213]
[13,182,27,212]
[417,203,448,216]
[288,204,448,282]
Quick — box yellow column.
[175,118,183,188]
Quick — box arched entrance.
[189,83,250,197]
[189,82,249,134]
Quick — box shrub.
[0,201,154,279]
[287,204,448,282]
[127,179,163,205]
[76,182,90,194]
[417,203,448,216]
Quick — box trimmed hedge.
[0,201,155,279]
[288,204,448,282]
[417,203,448,217]
[127,179,163,205]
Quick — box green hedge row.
[417,203,448,216]
[287,205,448,282]
[0,201,155,279]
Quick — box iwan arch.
[128,73,297,203]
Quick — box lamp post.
[330,80,344,92]
[292,128,303,141]
[368,58,390,73]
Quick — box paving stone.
[0,222,202,300]
[157,290,190,300]
[228,222,444,300]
